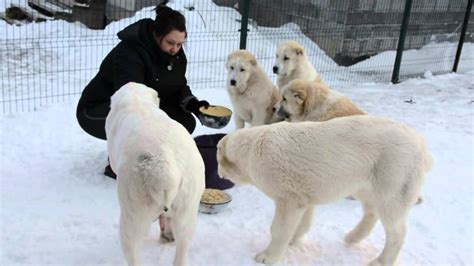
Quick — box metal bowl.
[198,105,232,129]
[199,189,232,214]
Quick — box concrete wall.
[214,0,473,65]
[106,0,157,20]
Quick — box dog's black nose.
[273,66,278,74]
[230,79,236,86]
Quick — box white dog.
[217,116,432,265]
[105,82,205,266]
[226,50,281,128]
[277,79,365,122]
[273,40,324,89]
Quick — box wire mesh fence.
[0,0,472,114]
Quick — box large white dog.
[105,82,205,266]
[217,116,432,265]
[273,40,324,89]
[226,50,281,128]
[277,79,365,122]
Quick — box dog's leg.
[369,217,407,266]
[255,200,305,264]
[368,162,418,265]
[251,110,267,127]
[235,116,245,129]
[171,211,198,266]
[290,205,316,245]
[370,196,411,266]
[119,211,151,266]
[345,201,378,244]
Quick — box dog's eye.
[282,97,286,101]
[230,66,234,70]
[240,68,245,72]
[284,56,289,61]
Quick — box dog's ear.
[290,80,307,105]
[226,53,236,67]
[153,93,160,107]
[294,93,305,105]
[146,87,160,107]
[249,56,257,66]
[294,47,304,56]
[149,88,158,98]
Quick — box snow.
[1,0,473,265]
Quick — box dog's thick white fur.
[105,82,205,266]
[217,116,432,265]
[226,50,281,128]
[277,79,365,122]
[273,40,324,89]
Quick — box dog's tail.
[423,152,434,173]
[137,153,179,213]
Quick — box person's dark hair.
[153,1,187,38]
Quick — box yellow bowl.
[198,105,232,129]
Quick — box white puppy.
[105,82,205,266]
[226,50,281,128]
[277,79,365,122]
[217,116,432,265]
[273,40,324,89]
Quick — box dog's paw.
[160,231,175,243]
[255,250,280,264]
[367,258,383,266]
[289,237,304,246]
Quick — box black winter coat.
[77,18,196,117]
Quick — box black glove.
[185,98,210,115]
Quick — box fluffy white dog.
[277,79,365,122]
[217,116,432,265]
[226,50,281,128]
[273,40,324,89]
[105,82,205,266]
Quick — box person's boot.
[104,164,117,179]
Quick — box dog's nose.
[277,107,287,118]
[273,66,278,74]
[230,79,236,86]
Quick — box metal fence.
[0,0,472,114]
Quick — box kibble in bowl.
[199,188,232,214]
[198,105,232,129]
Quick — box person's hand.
[186,98,210,115]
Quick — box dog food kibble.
[200,106,232,117]
[201,189,229,203]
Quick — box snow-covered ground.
[1,0,473,265]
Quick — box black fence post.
[391,0,413,84]
[453,0,472,72]
[239,0,251,49]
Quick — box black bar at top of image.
[239,0,251,49]
[391,0,413,84]
[453,0,472,73]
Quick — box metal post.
[453,0,472,72]
[239,0,251,49]
[391,0,413,84]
